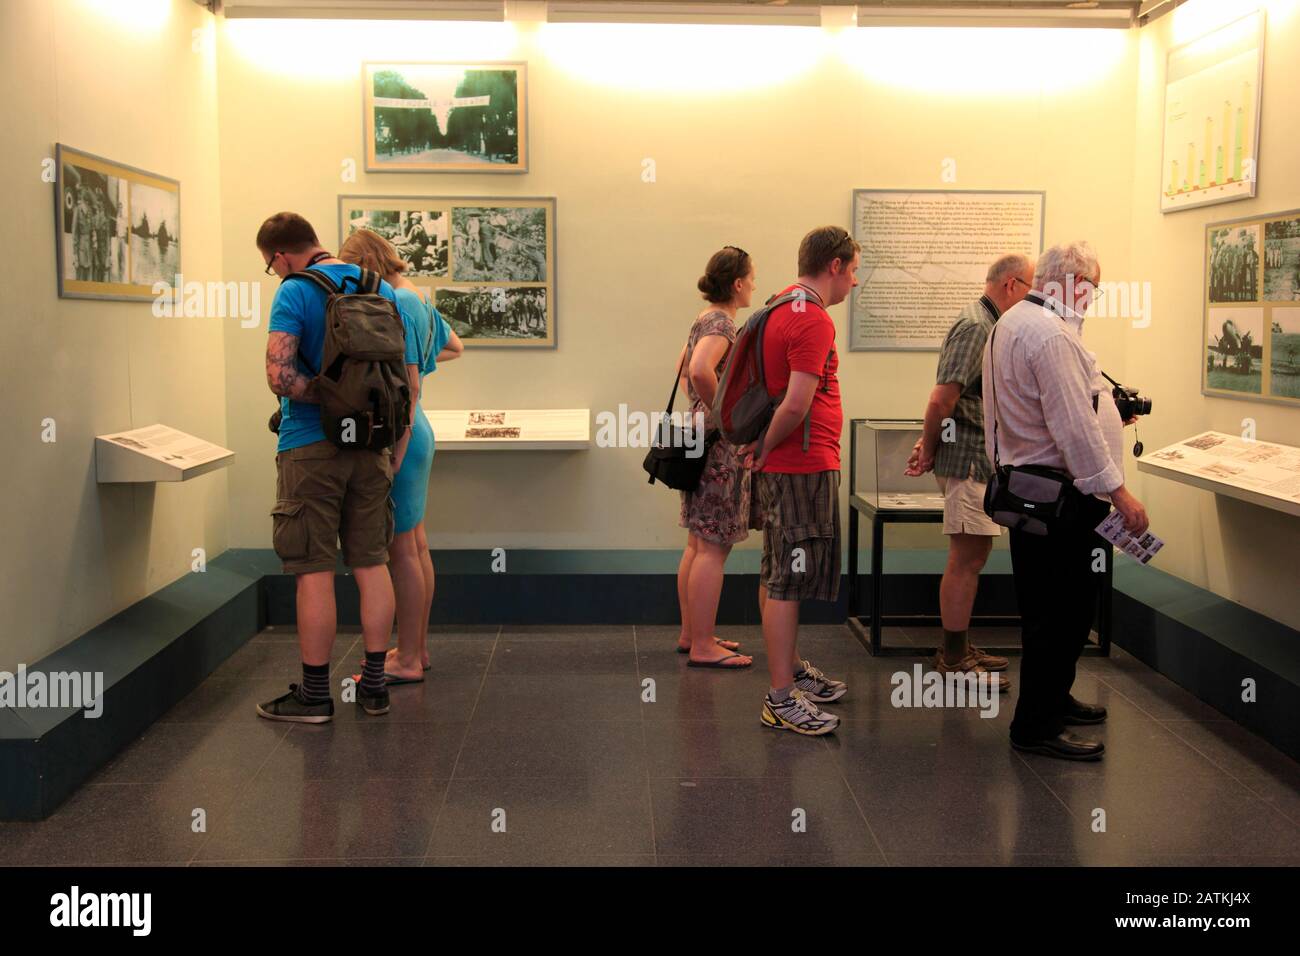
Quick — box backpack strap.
[282,268,341,296]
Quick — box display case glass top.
[851,419,946,512]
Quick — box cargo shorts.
[271,440,394,574]
[757,470,841,603]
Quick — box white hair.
[1034,241,1099,291]
[986,253,1032,284]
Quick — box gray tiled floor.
[1,623,1296,867]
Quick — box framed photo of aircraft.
[1203,207,1300,405]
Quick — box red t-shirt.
[760,284,842,474]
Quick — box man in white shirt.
[982,241,1148,761]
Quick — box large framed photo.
[1160,10,1265,214]
[340,195,556,348]
[54,144,180,301]
[363,62,527,173]
[1203,207,1300,406]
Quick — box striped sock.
[360,650,387,696]
[300,662,331,703]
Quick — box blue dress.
[391,288,452,533]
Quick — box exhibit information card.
[101,425,230,468]
[1139,430,1300,516]
[850,190,1044,351]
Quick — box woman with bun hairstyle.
[674,246,757,668]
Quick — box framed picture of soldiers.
[54,144,180,301]
[362,62,527,174]
[1203,208,1300,405]
[340,195,556,349]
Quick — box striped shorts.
[757,470,841,603]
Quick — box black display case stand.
[845,420,1112,658]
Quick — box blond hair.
[339,228,408,279]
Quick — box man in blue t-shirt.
[254,211,420,725]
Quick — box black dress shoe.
[1064,696,1107,725]
[1011,731,1105,761]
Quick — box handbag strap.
[988,322,1002,469]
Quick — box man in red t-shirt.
[741,226,858,737]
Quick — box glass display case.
[849,419,947,512]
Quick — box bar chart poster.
[1161,10,1265,214]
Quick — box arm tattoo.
[266,332,319,402]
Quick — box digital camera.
[1112,385,1152,419]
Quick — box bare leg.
[296,570,336,667]
[940,533,993,663]
[762,596,800,691]
[687,538,751,666]
[352,563,396,657]
[385,529,425,677]
[677,533,697,647]
[416,522,434,669]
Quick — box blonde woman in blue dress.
[341,229,463,683]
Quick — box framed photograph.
[1160,10,1265,213]
[363,62,527,173]
[54,144,180,301]
[1203,208,1300,406]
[340,195,556,348]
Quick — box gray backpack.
[283,267,411,453]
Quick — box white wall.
[216,14,1139,558]
[1126,0,1300,629]
[0,0,228,672]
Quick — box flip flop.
[676,638,742,654]
[686,653,752,669]
[349,671,426,686]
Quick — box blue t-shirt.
[268,263,421,452]
[393,287,453,400]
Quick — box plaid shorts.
[757,470,841,602]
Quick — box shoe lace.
[789,690,823,720]
[800,661,826,682]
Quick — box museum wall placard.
[0,0,229,672]
[215,13,1139,561]
[1127,0,1300,631]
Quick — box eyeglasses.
[263,252,282,276]
[1011,276,1031,288]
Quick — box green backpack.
[283,267,411,453]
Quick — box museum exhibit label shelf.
[1136,431,1300,518]
[423,407,590,450]
[94,424,234,483]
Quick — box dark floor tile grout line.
[633,624,659,866]
[1152,719,1300,830]
[419,624,503,859]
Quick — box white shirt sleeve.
[1028,334,1125,495]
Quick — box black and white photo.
[451,206,546,283]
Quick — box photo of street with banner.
[1203,208,1300,406]
[339,195,555,348]
[363,62,526,173]
[54,144,180,301]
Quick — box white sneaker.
[760,688,840,736]
[794,659,847,703]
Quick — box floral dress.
[678,310,753,546]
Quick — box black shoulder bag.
[982,323,1079,536]
[642,349,717,491]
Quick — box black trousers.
[1008,494,1111,742]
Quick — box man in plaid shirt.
[907,254,1035,687]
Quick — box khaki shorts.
[936,467,1002,537]
[757,470,841,603]
[271,440,394,574]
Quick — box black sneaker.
[256,684,334,723]
[356,683,390,716]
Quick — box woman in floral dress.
[676,246,757,668]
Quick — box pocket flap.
[270,498,304,518]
